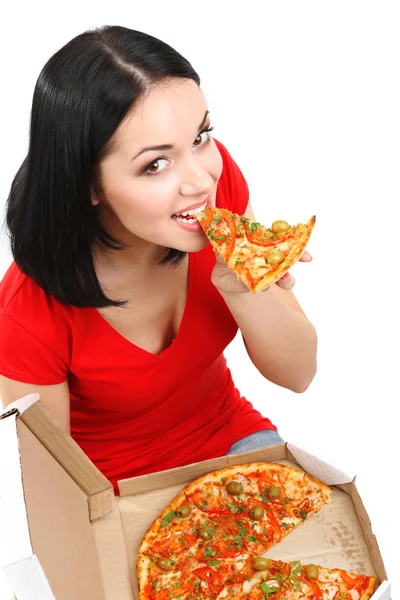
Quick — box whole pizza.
[137,462,377,599]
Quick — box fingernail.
[281,272,290,281]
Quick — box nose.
[179,154,214,197]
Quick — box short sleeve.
[0,310,68,385]
[214,139,250,215]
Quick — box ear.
[91,192,100,206]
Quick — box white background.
[0,1,398,598]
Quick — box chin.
[169,235,209,254]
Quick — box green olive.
[271,220,290,234]
[199,524,214,540]
[305,564,319,580]
[225,481,244,495]
[157,557,174,572]
[266,249,285,266]
[252,557,271,571]
[251,505,265,520]
[267,485,281,500]
[176,504,192,518]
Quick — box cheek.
[103,173,172,222]
[208,142,224,182]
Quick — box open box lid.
[0,395,392,600]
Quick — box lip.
[172,195,212,217]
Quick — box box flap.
[287,441,355,484]
[3,555,55,600]
[20,401,114,521]
[0,412,33,567]
[371,581,391,600]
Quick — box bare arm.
[214,201,318,393]
[0,375,71,433]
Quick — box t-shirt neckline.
[90,252,196,359]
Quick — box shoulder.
[214,139,249,215]
[0,261,72,359]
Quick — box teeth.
[175,217,197,224]
[179,202,207,217]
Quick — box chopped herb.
[161,510,177,527]
[204,546,217,558]
[248,222,261,233]
[210,234,228,241]
[261,581,278,597]
[290,561,301,576]
[293,581,301,590]
[206,559,220,566]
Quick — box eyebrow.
[131,110,210,161]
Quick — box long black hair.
[5,25,201,307]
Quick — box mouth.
[171,198,209,224]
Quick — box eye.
[143,127,214,175]
[195,127,214,146]
[144,158,167,173]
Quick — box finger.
[299,250,313,262]
[215,252,226,265]
[276,271,296,290]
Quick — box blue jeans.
[226,429,284,455]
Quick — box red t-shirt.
[0,139,276,493]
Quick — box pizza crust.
[182,461,331,503]
[138,491,189,554]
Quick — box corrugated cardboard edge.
[118,443,290,496]
[20,401,114,521]
[91,499,135,600]
[337,482,388,584]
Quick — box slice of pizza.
[216,557,377,599]
[196,206,315,293]
[183,462,332,555]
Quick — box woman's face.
[94,78,223,254]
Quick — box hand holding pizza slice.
[196,206,316,294]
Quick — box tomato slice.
[150,531,198,557]
[221,209,237,260]
[188,485,234,514]
[264,505,282,542]
[354,576,375,593]
[201,205,215,229]
[187,566,225,597]
[257,472,284,495]
[339,569,371,591]
[298,577,323,600]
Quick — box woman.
[0,25,317,493]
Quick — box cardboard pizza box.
[0,396,391,600]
